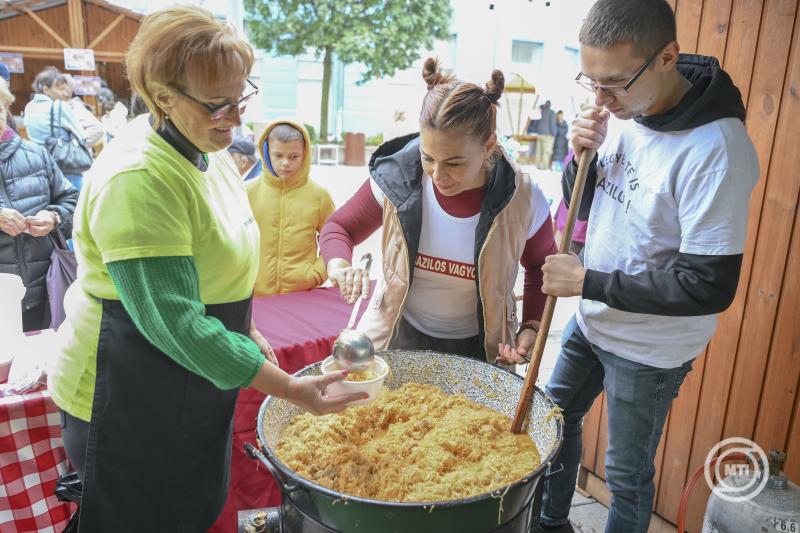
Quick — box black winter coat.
[0,134,78,310]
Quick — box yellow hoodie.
[247,119,335,296]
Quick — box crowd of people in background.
[1,59,578,334]
[0,52,590,340]
[0,73,78,332]
[525,99,571,171]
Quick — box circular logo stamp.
[704,437,769,503]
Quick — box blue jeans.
[540,316,694,533]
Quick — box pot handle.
[543,462,564,481]
[244,442,300,493]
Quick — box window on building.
[565,46,580,72]
[512,40,544,70]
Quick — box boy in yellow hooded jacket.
[247,120,335,295]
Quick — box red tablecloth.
[210,286,369,533]
[0,390,76,533]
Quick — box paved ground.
[570,490,610,532]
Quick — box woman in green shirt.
[49,6,364,531]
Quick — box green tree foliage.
[245,0,452,139]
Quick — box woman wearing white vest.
[320,58,557,363]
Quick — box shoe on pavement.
[530,518,576,533]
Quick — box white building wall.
[251,0,597,139]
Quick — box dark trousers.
[61,410,90,481]
[389,315,486,360]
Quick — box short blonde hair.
[0,78,14,107]
[126,5,254,128]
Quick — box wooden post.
[66,0,102,115]
[68,0,86,48]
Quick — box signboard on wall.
[0,53,24,74]
[72,75,102,96]
[63,48,96,71]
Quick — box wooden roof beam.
[0,0,44,16]
[87,12,124,48]
[0,44,125,62]
[84,0,141,21]
[18,5,70,48]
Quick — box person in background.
[0,63,15,132]
[0,78,78,331]
[128,92,150,118]
[49,7,362,531]
[551,110,569,171]
[23,66,88,190]
[54,73,105,149]
[228,136,262,181]
[234,122,255,142]
[534,100,557,170]
[97,87,115,116]
[247,120,335,295]
[98,87,129,143]
[553,199,586,256]
[525,113,539,161]
[321,58,557,364]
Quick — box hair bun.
[484,69,505,104]
[422,57,454,90]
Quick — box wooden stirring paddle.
[511,148,596,434]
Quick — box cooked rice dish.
[335,362,382,382]
[345,368,379,382]
[275,383,541,502]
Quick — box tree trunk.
[320,46,333,141]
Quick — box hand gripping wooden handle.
[511,148,595,434]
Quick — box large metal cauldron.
[251,350,563,533]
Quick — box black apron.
[77,296,252,532]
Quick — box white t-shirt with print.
[577,116,759,368]
[371,175,550,339]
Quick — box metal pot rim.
[256,351,564,508]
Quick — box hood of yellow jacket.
[257,118,312,189]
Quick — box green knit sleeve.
[106,256,264,389]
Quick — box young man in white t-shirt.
[508,1,760,532]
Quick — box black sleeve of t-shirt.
[562,154,598,220]
[582,253,743,316]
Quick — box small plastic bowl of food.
[320,355,388,407]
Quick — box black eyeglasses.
[575,45,667,96]
[173,78,259,121]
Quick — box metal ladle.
[332,253,375,372]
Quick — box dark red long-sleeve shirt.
[320,179,557,323]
